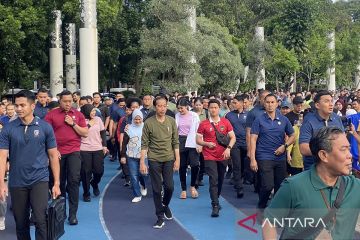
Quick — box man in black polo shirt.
[0,90,61,240]
[285,96,304,126]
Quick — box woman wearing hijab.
[80,104,108,202]
[120,109,148,203]
[175,97,201,199]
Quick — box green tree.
[196,16,243,93]
[140,0,202,92]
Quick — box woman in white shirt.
[175,98,201,199]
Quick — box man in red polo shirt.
[196,99,236,218]
[45,90,88,225]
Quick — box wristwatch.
[227,145,232,149]
[284,143,288,149]
[72,122,76,127]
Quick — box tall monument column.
[327,31,336,91]
[49,10,64,96]
[255,27,266,90]
[65,23,77,93]
[80,0,98,96]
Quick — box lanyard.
[320,189,336,229]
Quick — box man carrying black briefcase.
[47,197,66,240]
[0,90,61,240]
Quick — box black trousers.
[80,150,104,197]
[60,151,81,217]
[116,138,130,181]
[204,160,228,206]
[148,160,174,219]
[230,147,243,191]
[197,153,205,182]
[10,181,48,240]
[240,146,255,184]
[179,136,200,191]
[257,160,287,209]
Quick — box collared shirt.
[110,107,126,122]
[34,102,49,119]
[265,165,360,239]
[349,113,360,170]
[0,117,57,187]
[225,110,248,147]
[251,111,294,161]
[245,104,265,129]
[0,115,15,125]
[299,111,344,170]
[45,107,86,155]
[197,117,234,161]
[141,106,153,121]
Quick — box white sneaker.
[131,196,142,203]
[0,217,5,231]
[140,185,147,197]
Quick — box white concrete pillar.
[355,64,360,90]
[49,10,64,96]
[80,0,98,96]
[186,5,197,95]
[327,31,336,91]
[255,27,265,90]
[65,23,77,93]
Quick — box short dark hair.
[117,98,126,104]
[314,90,332,103]
[153,94,168,106]
[176,97,191,107]
[126,97,142,108]
[15,90,36,103]
[59,90,73,99]
[73,91,81,96]
[86,95,93,101]
[80,96,87,101]
[208,99,221,107]
[240,94,249,100]
[310,126,344,164]
[92,92,101,97]
[37,88,48,94]
[264,93,277,101]
[193,97,203,104]
[233,95,243,102]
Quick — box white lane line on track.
[99,169,122,240]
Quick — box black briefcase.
[47,197,66,240]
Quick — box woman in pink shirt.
[80,104,108,202]
[175,98,201,199]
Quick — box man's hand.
[250,159,258,172]
[222,148,231,160]
[140,162,148,175]
[173,159,180,172]
[120,157,126,164]
[207,142,216,149]
[52,184,61,199]
[103,147,109,155]
[0,182,8,201]
[64,115,75,126]
[124,124,130,132]
[196,146,202,153]
[274,145,286,156]
[287,153,292,165]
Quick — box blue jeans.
[127,157,148,197]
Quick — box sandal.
[190,187,199,199]
[180,191,187,199]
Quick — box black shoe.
[153,218,165,229]
[237,189,244,199]
[198,180,204,186]
[225,172,232,179]
[91,181,100,196]
[83,195,91,202]
[164,206,173,220]
[68,216,78,225]
[211,205,220,217]
[124,180,131,187]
